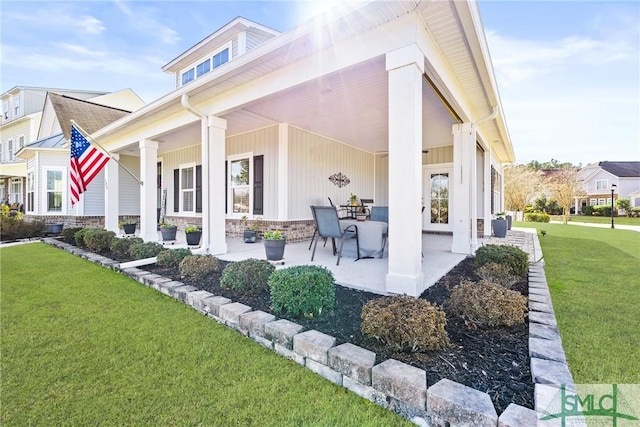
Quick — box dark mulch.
[142,256,533,414]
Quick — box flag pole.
[71,120,143,185]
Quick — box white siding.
[374,155,389,205]
[84,169,105,215]
[162,145,201,215]
[288,126,375,219]
[119,155,141,215]
[423,145,453,164]
[246,29,273,51]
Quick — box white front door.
[423,165,453,232]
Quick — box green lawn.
[516,222,640,383]
[550,215,640,226]
[1,243,410,426]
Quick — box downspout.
[181,94,210,254]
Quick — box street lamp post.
[611,184,617,229]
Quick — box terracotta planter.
[264,239,286,261]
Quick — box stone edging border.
[42,237,570,426]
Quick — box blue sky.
[1,1,638,166]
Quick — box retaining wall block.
[121,267,150,281]
[264,319,304,350]
[172,285,198,303]
[202,296,231,317]
[142,273,169,288]
[529,337,567,363]
[530,358,574,387]
[372,359,427,410]
[249,332,274,350]
[239,310,276,337]
[305,359,342,386]
[498,403,538,427]
[342,375,389,409]
[328,343,376,385]
[218,302,252,328]
[186,290,215,313]
[293,330,336,365]
[158,280,186,297]
[529,311,557,328]
[426,379,497,427]
[529,323,561,342]
[274,343,305,366]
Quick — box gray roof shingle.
[599,161,640,178]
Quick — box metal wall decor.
[328,172,350,188]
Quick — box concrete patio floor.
[152,230,467,296]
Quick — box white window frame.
[595,179,608,191]
[26,170,35,213]
[10,177,23,204]
[181,68,195,85]
[17,135,25,151]
[13,96,20,116]
[212,42,232,69]
[0,182,5,203]
[2,100,8,120]
[43,167,65,214]
[7,139,13,161]
[598,198,606,206]
[179,41,232,87]
[590,199,597,206]
[0,142,3,163]
[227,152,253,217]
[196,58,211,77]
[179,162,196,214]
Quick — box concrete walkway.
[549,220,640,232]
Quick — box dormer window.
[179,42,232,87]
[196,59,210,77]
[2,101,8,120]
[182,68,195,85]
[212,48,229,68]
[13,97,20,116]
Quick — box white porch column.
[139,139,158,242]
[277,123,289,220]
[483,149,492,236]
[104,153,119,233]
[451,123,477,254]
[206,115,227,255]
[574,196,580,215]
[385,44,424,296]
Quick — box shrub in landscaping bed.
[475,244,529,277]
[361,296,449,352]
[179,255,220,281]
[83,228,116,254]
[62,227,83,244]
[156,248,192,268]
[269,265,335,318]
[592,205,612,217]
[129,241,164,260]
[220,258,274,294]
[449,280,527,328]
[524,212,550,223]
[476,262,519,289]
[110,237,144,258]
[74,228,92,248]
[0,217,46,241]
[629,207,640,217]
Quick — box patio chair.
[359,198,374,218]
[308,197,346,250]
[310,205,360,265]
[370,206,388,257]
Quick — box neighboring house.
[16,90,145,223]
[0,87,109,208]
[576,161,640,213]
[41,3,514,296]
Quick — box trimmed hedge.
[110,237,144,258]
[269,265,335,318]
[62,227,83,244]
[524,212,550,223]
[220,258,274,294]
[129,242,164,260]
[179,255,220,281]
[157,248,192,268]
[361,296,449,352]
[475,262,519,289]
[83,228,116,254]
[475,244,529,277]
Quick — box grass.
[550,214,640,226]
[1,243,410,426]
[516,222,640,383]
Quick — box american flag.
[69,125,110,206]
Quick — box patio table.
[339,219,388,259]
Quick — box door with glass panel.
[423,166,453,232]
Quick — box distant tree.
[616,197,632,214]
[526,159,577,171]
[546,167,586,224]
[504,166,541,217]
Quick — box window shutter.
[196,165,202,213]
[173,169,179,213]
[253,155,264,215]
[224,161,228,214]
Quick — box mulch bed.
[142,256,533,413]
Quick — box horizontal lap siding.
[423,145,453,164]
[288,126,375,220]
[226,125,278,218]
[118,154,141,215]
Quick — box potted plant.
[491,212,508,238]
[240,215,262,243]
[185,225,202,245]
[349,193,358,206]
[47,223,64,235]
[160,223,177,241]
[263,229,285,261]
[119,220,137,235]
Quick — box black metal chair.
[370,206,388,257]
[310,205,360,265]
[359,198,374,218]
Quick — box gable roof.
[599,161,640,178]
[48,93,132,140]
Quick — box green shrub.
[524,212,550,223]
[629,207,640,218]
[157,248,192,268]
[129,241,164,260]
[0,217,46,241]
[361,296,449,352]
[476,262,519,289]
[475,244,529,277]
[62,227,83,244]
[581,205,595,216]
[83,228,116,253]
[592,205,612,217]
[179,255,220,281]
[449,280,527,327]
[269,265,335,318]
[74,228,91,248]
[220,258,274,294]
[110,237,144,258]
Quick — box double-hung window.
[26,171,35,212]
[7,139,13,161]
[17,135,24,151]
[229,157,250,214]
[46,169,63,212]
[10,177,22,204]
[596,179,607,191]
[180,164,196,213]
